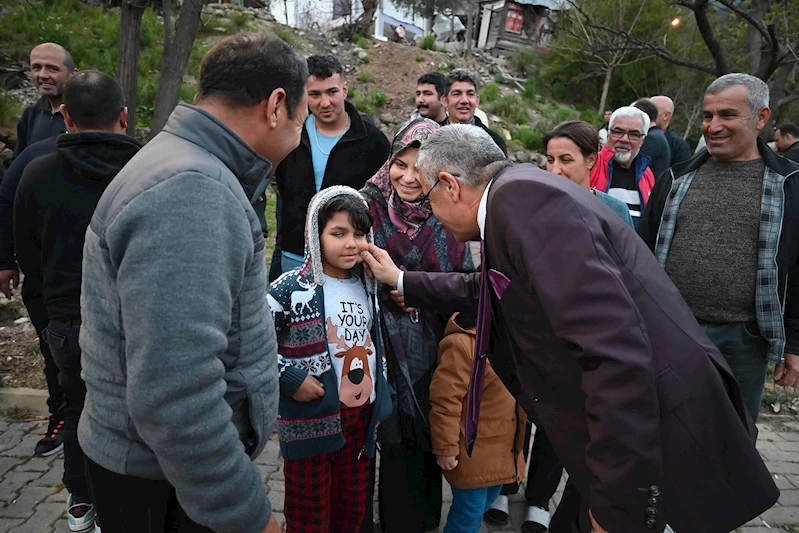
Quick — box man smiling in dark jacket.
[265,55,389,277]
[14,70,142,532]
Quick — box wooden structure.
[476,0,562,52]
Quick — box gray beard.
[614,150,633,164]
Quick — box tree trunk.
[163,0,173,58]
[149,0,205,138]
[354,0,376,38]
[466,3,475,55]
[283,0,288,25]
[118,0,145,136]
[748,0,771,74]
[597,62,614,115]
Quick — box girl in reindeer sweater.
[267,186,392,533]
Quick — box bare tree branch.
[692,0,728,74]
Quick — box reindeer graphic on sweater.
[326,315,375,408]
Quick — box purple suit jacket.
[404,164,779,533]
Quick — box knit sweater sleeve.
[108,173,271,533]
[267,277,309,397]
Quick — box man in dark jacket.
[774,123,799,163]
[15,43,77,158]
[651,95,692,166]
[633,98,671,179]
[639,73,799,422]
[443,68,507,156]
[267,54,389,276]
[14,71,142,532]
[0,136,63,458]
[362,124,780,533]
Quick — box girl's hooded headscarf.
[361,118,474,442]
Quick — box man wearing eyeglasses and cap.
[590,106,655,229]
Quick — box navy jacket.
[14,97,66,157]
[0,137,58,274]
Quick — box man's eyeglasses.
[610,128,644,140]
[416,178,441,203]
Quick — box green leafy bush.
[415,53,425,62]
[349,87,387,116]
[490,94,528,125]
[353,34,369,49]
[480,82,501,103]
[357,70,374,83]
[516,126,544,150]
[522,79,538,101]
[579,109,601,125]
[554,106,578,123]
[509,51,537,76]
[420,35,436,50]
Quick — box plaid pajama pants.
[284,403,373,533]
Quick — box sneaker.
[33,416,64,457]
[483,494,509,525]
[67,494,96,532]
[522,505,551,533]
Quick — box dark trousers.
[25,297,63,416]
[268,196,282,283]
[501,424,563,509]
[85,457,214,533]
[42,319,89,499]
[378,439,442,533]
[702,321,769,422]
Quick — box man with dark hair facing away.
[78,33,309,533]
[267,54,389,278]
[774,123,799,163]
[14,70,142,533]
[633,98,671,179]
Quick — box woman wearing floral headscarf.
[361,117,474,532]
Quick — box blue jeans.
[702,321,769,422]
[445,485,503,533]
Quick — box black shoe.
[483,494,510,525]
[34,416,65,457]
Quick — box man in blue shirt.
[268,55,389,277]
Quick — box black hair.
[445,68,478,96]
[196,32,308,118]
[307,55,345,80]
[633,99,659,124]
[63,70,124,129]
[777,123,799,138]
[417,71,446,98]
[318,195,373,237]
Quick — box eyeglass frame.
[416,177,442,203]
[609,127,645,141]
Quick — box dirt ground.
[353,42,450,121]
[0,295,45,390]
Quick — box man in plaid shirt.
[639,73,799,421]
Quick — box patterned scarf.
[361,118,474,442]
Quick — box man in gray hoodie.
[78,33,308,533]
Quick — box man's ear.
[755,106,771,131]
[342,81,348,99]
[265,88,287,129]
[119,107,129,132]
[60,104,76,130]
[439,171,462,201]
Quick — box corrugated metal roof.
[512,0,569,8]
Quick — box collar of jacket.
[667,136,798,182]
[34,96,60,116]
[300,100,369,150]
[162,103,273,202]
